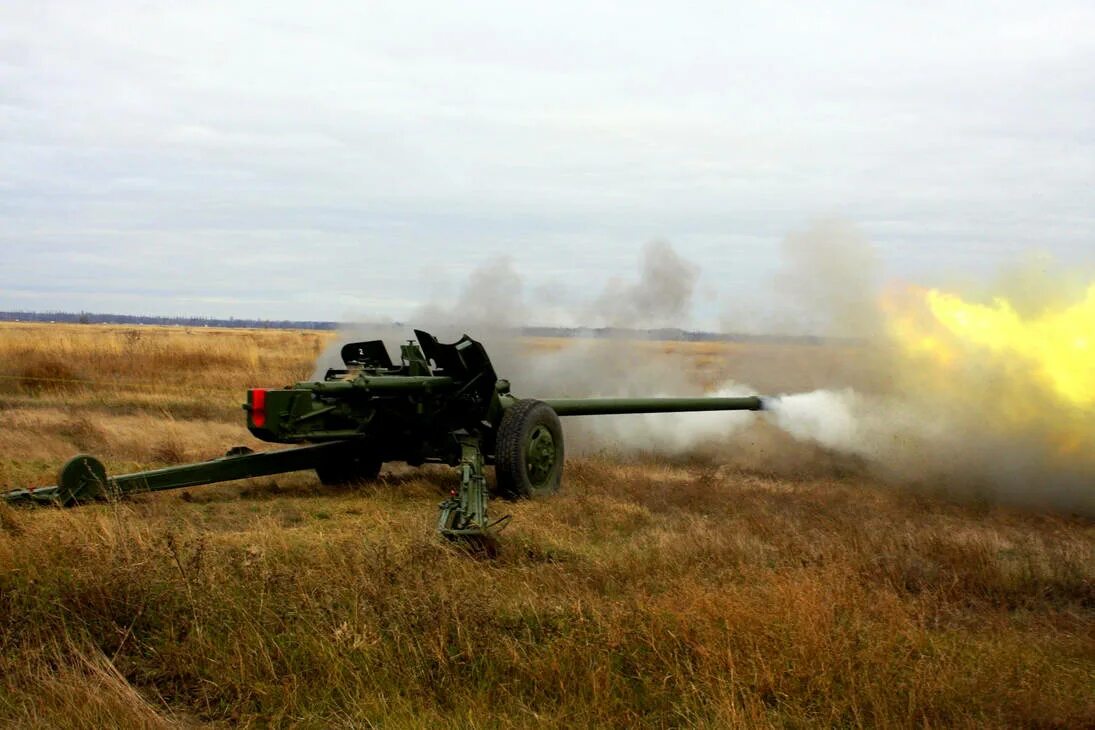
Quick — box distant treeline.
[0,311,838,345]
[0,311,341,331]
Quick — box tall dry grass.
[0,323,329,488]
[0,323,1092,728]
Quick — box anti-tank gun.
[2,330,766,543]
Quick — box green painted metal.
[2,329,768,544]
[3,442,358,507]
[544,396,764,416]
[525,425,557,487]
[436,433,508,547]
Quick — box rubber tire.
[315,454,382,486]
[495,399,564,499]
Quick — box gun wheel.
[495,399,564,499]
[56,454,109,506]
[315,454,382,487]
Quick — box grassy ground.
[0,323,1092,728]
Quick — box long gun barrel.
[544,396,764,416]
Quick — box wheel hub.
[525,425,556,486]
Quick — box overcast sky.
[2,1,1093,330]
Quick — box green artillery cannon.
[2,330,765,542]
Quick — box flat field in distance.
[0,323,1092,728]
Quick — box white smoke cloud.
[589,241,699,329]
[768,386,1095,515]
[767,389,863,451]
[772,220,882,339]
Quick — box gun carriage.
[3,331,765,543]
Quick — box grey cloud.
[0,1,1092,325]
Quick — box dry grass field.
[0,323,1092,728]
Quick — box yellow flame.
[883,282,1095,467]
[924,285,1095,406]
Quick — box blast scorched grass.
[0,323,1092,728]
